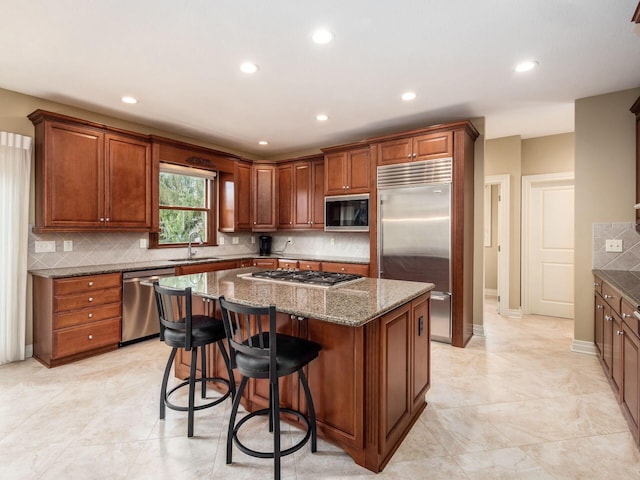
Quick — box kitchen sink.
[168,257,221,262]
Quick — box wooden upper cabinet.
[311,158,325,229]
[323,144,371,196]
[277,163,294,228]
[377,131,453,166]
[104,134,151,229]
[293,162,311,228]
[631,96,640,225]
[29,110,152,232]
[236,162,252,230]
[251,163,277,231]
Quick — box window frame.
[150,162,218,249]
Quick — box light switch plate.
[63,240,73,252]
[139,238,148,249]
[605,239,623,253]
[232,237,239,245]
[35,240,56,253]
[219,236,224,245]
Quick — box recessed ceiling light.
[312,29,334,44]
[121,96,138,104]
[258,140,269,145]
[514,60,538,73]
[240,62,259,74]
[401,92,417,101]
[316,114,329,121]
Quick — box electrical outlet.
[219,236,224,245]
[35,240,56,253]
[63,240,73,252]
[251,236,256,244]
[232,236,239,245]
[287,237,293,244]
[139,238,148,249]
[605,239,623,253]
[330,237,335,246]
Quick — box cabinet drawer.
[54,273,121,295]
[622,298,640,337]
[602,282,621,314]
[278,259,298,269]
[299,261,322,271]
[176,260,237,275]
[322,262,369,276]
[54,287,122,312]
[252,258,278,268]
[53,318,121,359]
[54,303,121,329]
[593,275,603,295]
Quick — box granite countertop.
[156,267,434,327]
[593,269,640,308]
[29,254,370,279]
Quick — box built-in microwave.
[324,194,369,232]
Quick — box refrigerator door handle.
[431,294,448,301]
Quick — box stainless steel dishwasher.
[121,267,176,346]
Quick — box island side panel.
[305,318,366,466]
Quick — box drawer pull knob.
[605,315,613,322]
[597,305,604,310]
[88,334,93,340]
[617,330,624,335]
[604,294,614,299]
[88,297,94,302]
[88,281,94,286]
[88,313,93,318]
[622,313,632,319]
[593,282,600,287]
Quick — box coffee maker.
[259,235,272,256]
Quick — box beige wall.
[484,185,499,291]
[574,88,640,343]
[522,133,574,176]
[472,117,486,330]
[485,136,521,309]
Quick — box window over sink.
[152,163,217,247]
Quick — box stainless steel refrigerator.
[377,158,453,342]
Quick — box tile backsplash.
[593,222,640,270]
[28,228,370,270]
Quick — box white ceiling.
[2,1,639,158]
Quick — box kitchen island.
[157,267,434,473]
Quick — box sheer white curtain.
[0,131,32,365]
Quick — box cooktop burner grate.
[251,269,362,287]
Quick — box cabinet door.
[612,313,623,398]
[293,162,312,228]
[324,152,347,195]
[412,132,453,161]
[311,159,325,229]
[104,134,151,229]
[411,295,430,413]
[251,164,277,230]
[377,138,412,166]
[346,148,370,193]
[603,306,614,375]
[252,258,278,268]
[622,323,640,442]
[595,291,605,357]
[236,162,252,230]
[43,122,104,228]
[321,262,369,277]
[278,163,294,229]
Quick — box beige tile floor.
[1,297,639,479]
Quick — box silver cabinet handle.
[597,304,604,310]
[100,217,104,221]
[88,313,93,318]
[604,294,614,299]
[593,282,601,287]
[407,154,412,158]
[88,334,93,340]
[88,281,94,286]
[106,218,109,222]
[617,330,624,335]
[622,313,632,319]
[412,153,417,157]
[605,315,613,322]
[88,297,94,302]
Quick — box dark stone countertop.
[593,269,640,308]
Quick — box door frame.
[521,171,575,315]
[484,175,510,317]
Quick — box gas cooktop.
[244,269,363,287]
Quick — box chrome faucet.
[187,231,202,259]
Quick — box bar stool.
[218,296,321,480]
[153,282,235,437]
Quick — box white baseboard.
[473,324,486,336]
[484,289,497,297]
[26,344,33,358]
[507,308,522,318]
[571,339,598,356]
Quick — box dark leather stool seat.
[153,283,236,437]
[219,296,321,480]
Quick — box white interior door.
[523,173,574,318]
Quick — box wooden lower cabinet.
[622,321,640,443]
[322,261,369,277]
[175,291,431,472]
[593,274,640,446]
[33,272,122,367]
